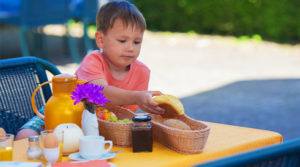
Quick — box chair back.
[69,0,99,23]
[195,138,300,167]
[0,57,61,135]
[0,0,71,28]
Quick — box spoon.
[110,150,123,154]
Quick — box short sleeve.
[75,51,106,81]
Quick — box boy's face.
[95,19,144,69]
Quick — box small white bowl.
[43,147,60,162]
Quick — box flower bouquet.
[71,83,109,136]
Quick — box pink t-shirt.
[75,50,150,111]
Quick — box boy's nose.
[126,42,134,51]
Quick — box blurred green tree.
[135,0,300,43]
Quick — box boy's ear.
[95,31,104,49]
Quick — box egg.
[0,127,6,137]
[0,127,6,142]
[44,133,59,148]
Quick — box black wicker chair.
[0,57,61,135]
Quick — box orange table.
[13,122,282,167]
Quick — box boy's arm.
[90,79,164,115]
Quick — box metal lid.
[28,136,39,142]
[132,115,152,122]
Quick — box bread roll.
[163,119,191,130]
[153,94,184,117]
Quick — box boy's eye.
[134,41,141,44]
[118,40,126,43]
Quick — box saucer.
[47,162,116,167]
[69,152,116,161]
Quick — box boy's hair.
[96,1,146,34]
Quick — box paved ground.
[47,31,300,141]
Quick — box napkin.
[51,160,110,167]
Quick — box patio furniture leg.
[66,22,80,64]
[83,19,94,53]
[41,31,49,60]
[32,28,49,60]
[19,27,30,57]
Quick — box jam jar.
[131,115,153,152]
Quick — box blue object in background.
[0,0,135,62]
[69,0,100,53]
[69,0,83,19]
[0,0,70,28]
[0,0,81,63]
[195,138,300,167]
[0,0,20,17]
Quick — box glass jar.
[131,115,152,152]
[26,136,42,160]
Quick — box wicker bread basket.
[150,114,210,154]
[98,105,210,153]
[98,104,135,147]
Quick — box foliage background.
[135,0,300,43]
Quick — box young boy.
[16,1,164,140]
[76,1,164,114]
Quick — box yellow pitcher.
[31,74,85,130]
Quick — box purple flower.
[71,83,110,107]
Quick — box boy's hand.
[135,91,165,115]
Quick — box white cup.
[79,136,112,160]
